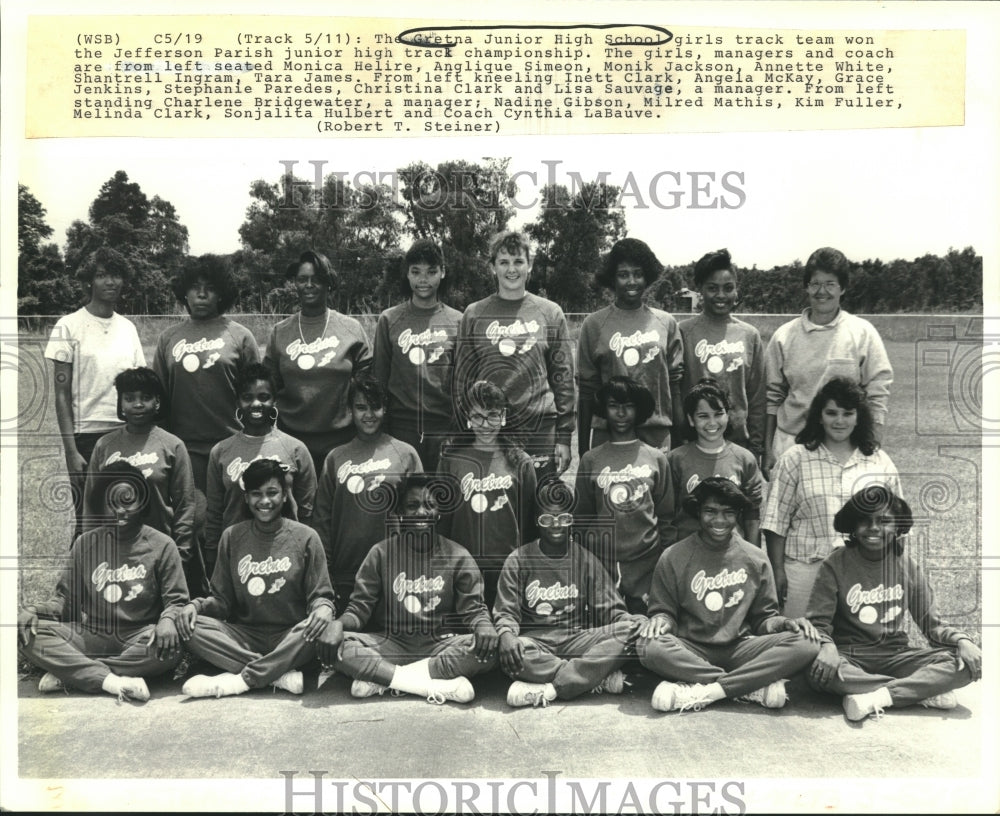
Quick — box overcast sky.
[19,125,992,274]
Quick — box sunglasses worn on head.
[538,513,573,528]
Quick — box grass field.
[12,317,984,649]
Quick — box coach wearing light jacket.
[761,247,892,480]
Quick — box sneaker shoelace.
[426,691,447,705]
[526,691,550,708]
[869,703,886,721]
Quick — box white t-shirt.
[44,307,146,434]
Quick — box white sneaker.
[919,691,958,710]
[507,681,557,708]
[37,672,64,693]
[116,677,151,703]
[351,679,389,698]
[271,670,304,695]
[592,670,628,695]
[738,679,787,709]
[843,687,892,721]
[425,676,475,705]
[651,681,716,713]
[182,673,249,698]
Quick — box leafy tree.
[238,172,404,313]
[525,181,627,312]
[17,184,79,315]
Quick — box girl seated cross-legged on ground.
[494,482,648,708]
[637,477,820,713]
[18,461,189,702]
[177,459,336,698]
[319,473,499,705]
[799,485,982,722]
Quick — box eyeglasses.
[807,281,841,293]
[469,410,504,425]
[538,513,573,528]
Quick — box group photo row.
[17,228,982,727]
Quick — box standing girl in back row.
[679,248,766,461]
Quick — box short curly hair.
[692,248,736,288]
[595,238,662,290]
[488,231,531,265]
[76,246,132,286]
[171,255,239,315]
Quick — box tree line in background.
[18,167,983,317]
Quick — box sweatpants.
[19,620,177,693]
[809,644,973,707]
[511,620,637,699]
[335,631,496,687]
[638,631,820,698]
[69,431,105,546]
[185,617,315,688]
[781,558,825,620]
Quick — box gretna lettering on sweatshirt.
[92,562,147,592]
[485,319,541,343]
[694,337,747,364]
[237,553,292,584]
[285,335,341,363]
[596,463,654,489]
[525,579,580,608]
[398,327,449,356]
[171,336,225,361]
[846,581,905,615]
[460,472,514,501]
[691,567,749,602]
[103,450,158,477]
[609,329,661,356]
[392,571,446,601]
[336,458,392,482]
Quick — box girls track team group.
[19,232,981,723]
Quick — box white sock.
[101,673,124,696]
[704,682,727,702]
[389,659,433,697]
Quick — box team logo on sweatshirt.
[393,571,445,614]
[609,330,661,367]
[525,580,578,616]
[92,562,147,603]
[398,328,449,365]
[238,554,291,597]
[461,472,513,513]
[104,450,158,478]
[694,338,746,375]
[597,464,652,511]
[286,335,340,370]
[486,319,540,356]
[691,567,748,612]
[337,458,391,493]
[846,582,904,624]
[172,337,225,372]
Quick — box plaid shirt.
[761,444,901,562]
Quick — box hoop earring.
[268,406,279,424]
[235,407,245,426]
[467,421,473,429]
